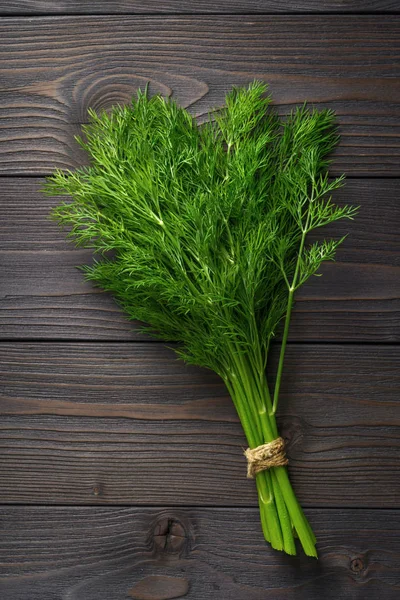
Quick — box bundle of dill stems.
[46,82,356,557]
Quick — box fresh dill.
[45,81,357,557]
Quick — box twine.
[244,437,288,478]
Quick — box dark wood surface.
[1,506,399,600]
[1,179,399,342]
[0,17,400,176]
[2,1,399,14]
[0,5,399,600]
[1,343,399,507]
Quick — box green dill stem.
[270,469,296,554]
[272,198,312,415]
[257,398,317,556]
[244,361,296,555]
[224,364,286,551]
[226,350,302,554]
[240,340,317,556]
[273,466,317,556]
[225,377,283,550]
[252,368,300,553]
[271,288,294,414]
[266,197,318,555]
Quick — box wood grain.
[2,1,399,15]
[1,506,399,599]
[0,343,398,507]
[0,17,400,176]
[0,5,398,600]
[1,178,398,342]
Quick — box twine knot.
[244,437,288,478]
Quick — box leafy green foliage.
[46,81,358,558]
[46,82,357,378]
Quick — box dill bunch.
[45,81,357,557]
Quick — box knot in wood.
[153,517,187,554]
[244,437,288,478]
[91,483,103,497]
[350,557,365,574]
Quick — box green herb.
[45,81,357,557]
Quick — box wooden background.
[0,2,399,599]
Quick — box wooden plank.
[1,1,399,15]
[0,343,398,507]
[0,506,399,599]
[0,16,400,176]
[1,178,398,342]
